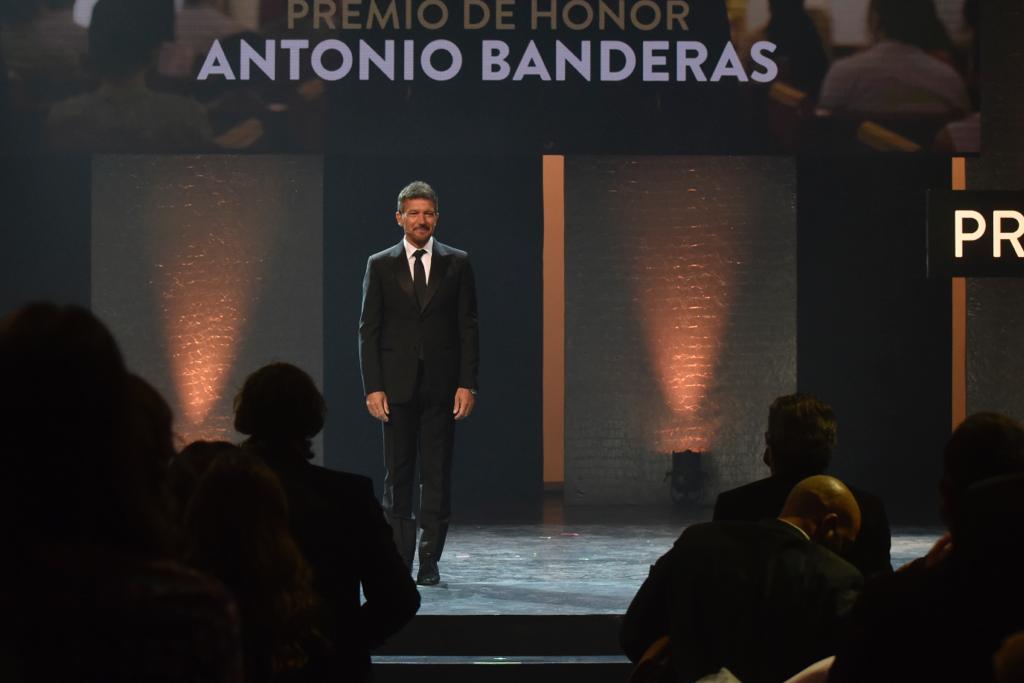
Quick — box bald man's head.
[779,475,862,557]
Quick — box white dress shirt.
[403,237,433,284]
[818,40,970,118]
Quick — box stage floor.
[412,513,942,615]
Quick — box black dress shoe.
[416,562,440,586]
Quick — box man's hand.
[366,391,390,422]
[453,387,475,420]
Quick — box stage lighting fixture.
[666,449,704,505]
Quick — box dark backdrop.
[796,156,952,524]
[965,0,1024,425]
[322,156,544,516]
[0,155,91,313]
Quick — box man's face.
[397,198,438,248]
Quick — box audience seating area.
[3,297,1022,683]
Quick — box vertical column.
[542,155,565,488]
[951,156,967,430]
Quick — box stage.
[373,505,941,681]
[411,513,941,615]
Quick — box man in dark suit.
[622,475,863,683]
[359,180,479,586]
[713,393,892,578]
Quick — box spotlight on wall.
[666,449,705,506]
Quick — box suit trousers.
[381,362,455,569]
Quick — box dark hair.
[767,394,837,478]
[186,452,320,678]
[0,303,171,556]
[397,180,438,213]
[88,0,174,79]
[766,0,829,95]
[234,363,325,442]
[122,373,179,546]
[870,0,954,53]
[959,472,1024,551]
[963,0,978,31]
[955,473,1024,625]
[125,373,176,468]
[944,413,1024,515]
[168,440,239,522]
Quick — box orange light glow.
[156,234,259,442]
[148,159,273,444]
[632,210,748,455]
[92,157,313,448]
[636,273,728,454]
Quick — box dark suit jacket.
[245,441,420,682]
[622,520,863,683]
[829,556,1001,682]
[832,474,1024,683]
[713,476,892,578]
[359,239,479,404]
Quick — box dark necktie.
[413,249,427,310]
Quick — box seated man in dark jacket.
[713,393,891,578]
[623,475,863,683]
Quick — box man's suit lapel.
[421,242,450,313]
[391,243,417,308]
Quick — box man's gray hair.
[397,181,438,213]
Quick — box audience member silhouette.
[187,450,337,683]
[817,0,969,118]
[623,475,863,683]
[121,372,184,549]
[935,0,980,153]
[754,0,829,96]
[234,362,420,682]
[713,394,892,578]
[957,473,1024,655]
[994,631,1024,683]
[0,0,87,98]
[45,0,212,151]
[0,302,242,682]
[830,413,1024,682]
[125,373,178,471]
[169,439,239,522]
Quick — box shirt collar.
[778,518,811,541]
[404,237,434,258]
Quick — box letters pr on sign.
[927,191,1024,277]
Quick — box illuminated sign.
[927,191,1024,277]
